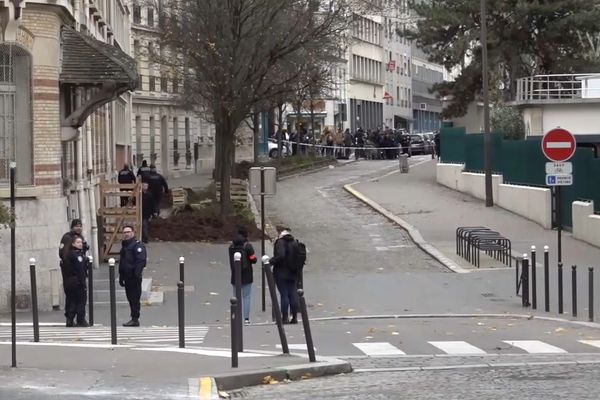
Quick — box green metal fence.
[440,127,600,227]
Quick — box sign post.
[249,167,276,313]
[542,128,576,264]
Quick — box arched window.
[0,43,32,184]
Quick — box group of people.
[59,218,148,328]
[118,160,169,243]
[228,225,305,325]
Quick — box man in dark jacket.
[147,165,169,215]
[269,225,299,324]
[118,163,137,206]
[141,183,154,243]
[118,225,147,327]
[228,226,257,324]
[59,219,89,262]
[137,160,152,182]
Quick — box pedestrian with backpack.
[228,226,257,325]
[269,225,306,324]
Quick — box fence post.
[572,265,577,318]
[108,258,117,345]
[516,257,520,295]
[531,245,537,309]
[29,258,39,343]
[544,246,550,312]
[177,281,185,348]
[262,255,289,354]
[87,256,94,327]
[233,252,243,352]
[522,254,530,307]
[558,262,564,314]
[230,297,238,368]
[297,289,316,362]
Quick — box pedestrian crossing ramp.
[0,325,209,346]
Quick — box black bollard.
[544,246,550,312]
[179,256,185,284]
[87,256,94,326]
[29,258,39,343]
[233,252,243,352]
[589,267,594,322]
[230,297,238,368]
[297,289,316,363]
[108,258,117,345]
[522,255,530,307]
[572,265,577,318]
[262,256,289,354]
[531,246,537,309]
[516,258,520,295]
[177,281,185,348]
[558,262,564,314]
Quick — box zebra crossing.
[0,325,209,346]
[284,339,600,357]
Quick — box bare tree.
[157,0,369,214]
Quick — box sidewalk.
[350,159,600,270]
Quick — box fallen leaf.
[218,391,230,399]
[368,328,376,334]
[555,327,566,333]
[347,308,355,313]
[391,331,400,336]
[209,292,219,296]
[364,336,373,340]
[262,375,279,385]
[477,322,485,326]
[346,331,352,334]
[301,373,312,380]
[204,302,211,306]
[317,303,324,307]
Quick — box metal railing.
[516,73,600,102]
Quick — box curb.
[212,356,352,392]
[277,158,360,182]
[343,183,470,274]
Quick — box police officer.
[59,219,89,262]
[118,163,137,206]
[137,160,152,183]
[61,236,89,327]
[118,224,147,327]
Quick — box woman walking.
[228,226,257,325]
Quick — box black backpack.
[287,239,307,273]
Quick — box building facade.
[410,44,444,133]
[0,0,137,311]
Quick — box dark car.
[409,134,429,155]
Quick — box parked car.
[409,134,431,155]
[268,140,290,158]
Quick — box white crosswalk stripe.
[0,325,209,346]
[579,340,600,349]
[503,340,567,354]
[353,342,406,356]
[428,341,487,355]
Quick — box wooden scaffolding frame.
[99,176,142,261]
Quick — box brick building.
[0,0,137,311]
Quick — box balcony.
[515,73,600,104]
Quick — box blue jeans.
[275,276,298,319]
[232,284,252,321]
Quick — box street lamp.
[481,0,493,207]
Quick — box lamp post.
[481,0,493,207]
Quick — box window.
[0,44,32,184]
[133,4,141,24]
[184,117,191,166]
[133,40,140,58]
[160,75,168,92]
[149,116,155,159]
[149,75,155,92]
[135,116,142,163]
[147,7,154,27]
[172,76,179,93]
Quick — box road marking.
[503,340,567,354]
[0,341,132,348]
[428,341,487,355]
[353,342,406,356]
[276,344,316,351]
[134,347,273,358]
[199,377,215,400]
[375,246,389,251]
[579,340,600,349]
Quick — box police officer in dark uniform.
[137,160,152,183]
[147,165,169,216]
[59,219,89,262]
[61,236,89,327]
[118,163,137,206]
[118,224,147,327]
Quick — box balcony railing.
[516,73,600,102]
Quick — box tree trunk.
[215,115,237,216]
[277,103,284,159]
[296,105,302,157]
[310,99,315,157]
[214,121,223,181]
[253,112,260,163]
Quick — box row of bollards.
[519,245,595,322]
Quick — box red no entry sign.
[542,128,576,162]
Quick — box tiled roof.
[60,25,139,90]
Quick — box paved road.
[238,358,600,399]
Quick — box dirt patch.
[148,204,262,243]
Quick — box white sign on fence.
[249,167,277,195]
[545,162,573,174]
[545,174,573,186]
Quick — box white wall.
[436,163,552,229]
[573,201,600,247]
[541,103,600,135]
[497,184,552,229]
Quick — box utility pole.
[481,0,493,207]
